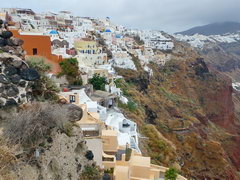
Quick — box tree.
[59,58,82,85]
[89,74,107,91]
[165,168,178,180]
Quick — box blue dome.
[115,34,121,38]
[105,29,111,33]
[49,30,58,35]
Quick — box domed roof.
[115,34,121,38]
[49,30,58,35]
[105,29,111,32]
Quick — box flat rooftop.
[102,129,118,136]
[130,155,151,167]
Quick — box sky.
[1,0,240,33]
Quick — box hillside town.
[175,32,240,49]
[0,8,187,180]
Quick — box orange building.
[11,30,63,74]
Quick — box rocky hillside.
[200,41,240,82]
[0,103,99,180]
[175,25,240,83]
[177,22,240,36]
[115,41,240,179]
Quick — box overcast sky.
[1,0,240,33]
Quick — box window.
[69,95,76,103]
[33,48,38,55]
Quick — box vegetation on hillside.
[26,56,60,101]
[133,35,144,45]
[59,58,82,85]
[0,137,17,179]
[5,103,73,147]
[80,165,103,180]
[165,168,178,180]
[89,74,107,91]
[114,46,239,179]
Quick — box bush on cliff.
[165,168,178,180]
[26,56,51,73]
[5,103,73,147]
[26,56,60,101]
[80,165,103,180]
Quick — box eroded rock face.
[20,68,40,81]
[8,128,96,180]
[37,128,95,180]
[0,54,40,108]
[0,23,40,108]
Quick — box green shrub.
[89,74,107,90]
[114,79,130,97]
[59,58,82,85]
[118,100,137,112]
[165,168,178,180]
[104,168,114,174]
[127,101,137,112]
[59,58,78,76]
[80,165,102,180]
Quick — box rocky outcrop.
[8,128,96,180]
[0,21,39,108]
[1,103,97,180]
[37,128,95,180]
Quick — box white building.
[105,111,140,152]
[60,89,107,121]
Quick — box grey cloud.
[1,0,240,33]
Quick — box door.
[69,95,76,103]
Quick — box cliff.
[116,41,240,179]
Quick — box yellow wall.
[74,40,102,54]
[130,166,151,179]
[114,166,130,180]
